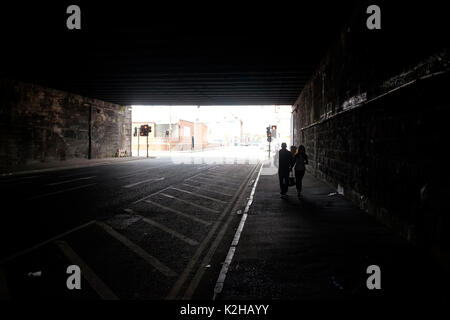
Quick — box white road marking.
[96,221,177,277]
[188,175,240,186]
[184,179,237,192]
[131,165,221,204]
[202,174,242,181]
[55,240,119,300]
[123,177,165,189]
[198,174,241,183]
[123,208,135,214]
[0,220,97,264]
[160,193,220,214]
[46,176,96,186]
[27,183,97,201]
[169,187,227,204]
[213,163,263,299]
[181,183,234,197]
[141,217,199,246]
[132,186,171,204]
[166,164,258,299]
[117,169,152,179]
[143,201,211,226]
[60,171,96,178]
[2,175,42,182]
[117,164,173,179]
[183,165,260,299]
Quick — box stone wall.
[292,4,450,267]
[0,79,131,169]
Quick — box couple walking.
[278,142,308,199]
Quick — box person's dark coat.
[278,149,293,177]
[293,152,308,171]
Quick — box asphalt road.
[0,154,260,299]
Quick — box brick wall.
[292,5,450,267]
[0,79,131,168]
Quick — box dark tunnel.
[0,0,449,312]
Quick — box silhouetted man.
[278,142,293,198]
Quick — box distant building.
[205,116,242,147]
[131,120,210,155]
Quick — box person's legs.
[279,174,285,194]
[279,174,289,195]
[282,176,289,194]
[295,170,305,195]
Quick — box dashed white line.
[46,176,96,186]
[55,240,119,300]
[123,177,165,188]
[117,164,173,179]
[59,171,96,178]
[1,175,42,182]
[27,183,97,201]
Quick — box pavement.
[218,168,450,302]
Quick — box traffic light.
[271,125,277,138]
[140,124,151,136]
[139,125,146,136]
[266,126,272,142]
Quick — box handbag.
[288,170,296,186]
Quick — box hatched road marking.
[96,221,177,278]
[141,217,199,246]
[55,240,119,300]
[160,193,220,214]
[142,201,211,226]
[169,187,227,204]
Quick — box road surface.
[0,149,262,299]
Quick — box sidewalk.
[219,170,448,301]
[0,157,152,176]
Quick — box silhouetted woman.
[290,145,297,155]
[293,145,308,198]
